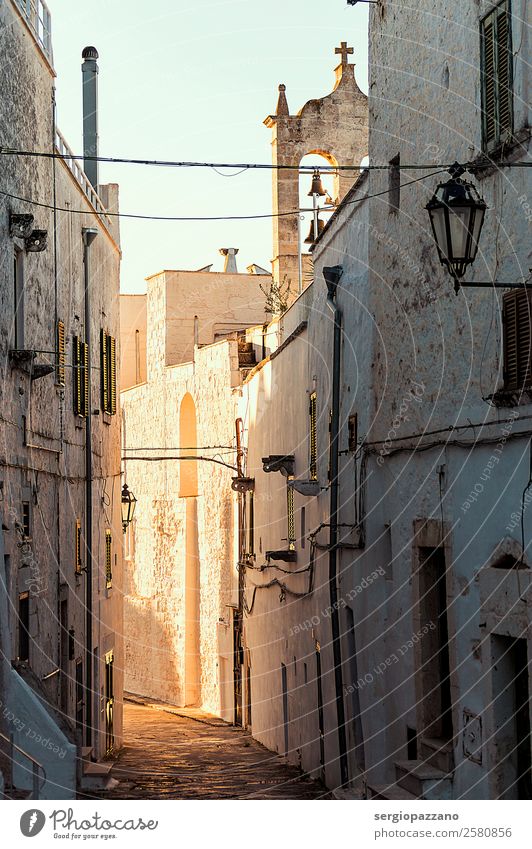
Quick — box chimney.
[82,46,99,190]
[219,248,239,274]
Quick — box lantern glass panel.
[448,207,471,260]
[429,207,448,260]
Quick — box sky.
[46,0,369,293]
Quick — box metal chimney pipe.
[219,248,239,274]
[82,46,99,190]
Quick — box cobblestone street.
[90,698,328,800]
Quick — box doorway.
[491,635,532,799]
[281,663,289,756]
[105,651,115,756]
[417,547,453,740]
[315,646,325,770]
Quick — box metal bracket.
[262,454,295,477]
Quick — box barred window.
[481,0,513,151]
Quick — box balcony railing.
[55,129,113,232]
[15,0,53,65]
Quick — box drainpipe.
[324,265,349,787]
[82,227,98,749]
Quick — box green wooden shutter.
[481,1,512,151]
[73,336,81,415]
[57,320,65,385]
[101,329,109,413]
[287,486,295,551]
[309,392,318,481]
[105,529,112,588]
[109,336,117,415]
[82,342,89,418]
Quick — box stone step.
[79,760,114,791]
[367,782,418,801]
[395,759,452,800]
[238,352,256,366]
[419,737,454,773]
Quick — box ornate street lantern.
[121,483,137,532]
[426,164,487,293]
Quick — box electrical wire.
[121,454,238,471]
[1,147,531,172]
[0,169,454,223]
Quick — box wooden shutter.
[309,392,317,480]
[73,336,82,415]
[109,336,117,415]
[57,320,65,385]
[75,519,82,574]
[496,4,512,140]
[504,291,532,390]
[82,342,89,418]
[287,486,295,551]
[481,1,512,151]
[105,529,112,588]
[101,329,109,413]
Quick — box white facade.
[238,0,532,799]
[0,0,123,797]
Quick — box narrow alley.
[88,699,329,800]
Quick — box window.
[309,391,318,480]
[481,0,513,152]
[389,154,400,212]
[287,486,296,551]
[18,592,30,662]
[503,290,532,390]
[73,336,89,417]
[57,320,66,385]
[105,529,112,588]
[75,519,82,574]
[21,501,31,539]
[101,330,117,415]
[13,248,24,348]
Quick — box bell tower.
[265,43,368,292]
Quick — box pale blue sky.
[46,0,369,292]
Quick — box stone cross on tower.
[335,41,354,67]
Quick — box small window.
[18,592,30,662]
[21,501,31,539]
[73,336,89,417]
[75,519,82,574]
[287,486,295,551]
[503,290,532,390]
[57,320,66,385]
[389,154,400,212]
[101,330,117,415]
[105,529,112,588]
[481,0,513,151]
[309,391,318,480]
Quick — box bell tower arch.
[265,43,368,292]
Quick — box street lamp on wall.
[121,483,137,533]
[426,164,487,294]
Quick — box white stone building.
[0,1,123,798]
[237,0,531,800]
[120,253,270,718]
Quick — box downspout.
[324,265,349,787]
[82,227,98,749]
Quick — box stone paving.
[88,698,329,800]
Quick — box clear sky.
[46,0,369,292]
